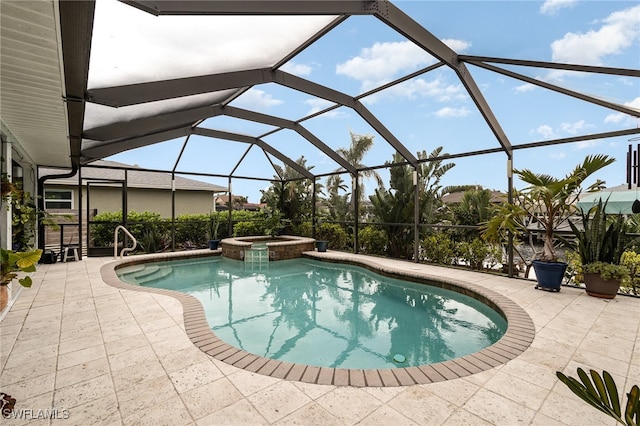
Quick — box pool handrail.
[114,225,138,259]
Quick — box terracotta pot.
[583,273,621,299]
[0,285,8,313]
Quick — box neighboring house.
[441,190,506,205]
[215,194,266,211]
[40,160,228,253]
[42,160,228,218]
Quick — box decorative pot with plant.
[1,248,42,311]
[482,154,616,291]
[207,213,220,250]
[568,198,630,299]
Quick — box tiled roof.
[40,160,228,192]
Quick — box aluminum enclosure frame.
[53,0,640,265]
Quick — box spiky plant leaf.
[625,385,639,426]
[590,369,612,408]
[558,368,632,424]
[605,370,622,416]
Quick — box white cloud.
[280,62,313,77]
[530,120,596,144]
[540,0,578,15]
[336,39,470,92]
[560,120,593,134]
[363,77,466,105]
[434,107,471,118]
[515,83,536,93]
[575,139,601,150]
[604,97,640,124]
[441,39,472,52]
[233,88,283,109]
[304,98,347,118]
[536,125,557,139]
[550,152,567,160]
[550,5,640,65]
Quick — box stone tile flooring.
[1,252,638,425]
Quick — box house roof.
[41,160,228,192]
[442,190,506,204]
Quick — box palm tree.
[260,156,320,224]
[325,173,349,222]
[513,154,614,263]
[370,147,455,259]
[326,132,382,220]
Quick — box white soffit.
[0,0,70,167]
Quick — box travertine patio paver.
[1,251,636,425]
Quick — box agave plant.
[556,368,639,425]
[567,199,630,281]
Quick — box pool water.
[117,257,507,369]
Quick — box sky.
[91,0,640,203]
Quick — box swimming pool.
[117,256,507,370]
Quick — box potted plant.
[207,213,220,250]
[568,199,629,298]
[1,248,42,311]
[482,154,615,291]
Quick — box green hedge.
[90,210,287,249]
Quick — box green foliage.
[510,154,615,262]
[370,147,454,259]
[325,133,382,221]
[556,368,639,425]
[173,213,210,247]
[262,209,284,237]
[582,261,629,281]
[7,189,58,250]
[565,249,584,285]
[291,221,312,237]
[456,238,491,270]
[207,213,220,240]
[89,211,122,247]
[449,187,493,240]
[138,227,169,254]
[358,226,387,255]
[233,221,262,237]
[260,156,317,223]
[568,199,628,267]
[1,248,42,288]
[316,223,349,250]
[421,233,455,265]
[90,211,165,247]
[621,251,640,295]
[324,173,350,222]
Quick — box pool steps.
[118,264,172,285]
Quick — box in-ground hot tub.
[220,235,316,261]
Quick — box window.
[44,189,73,209]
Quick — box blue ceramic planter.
[532,260,567,292]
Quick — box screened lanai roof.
[19,1,640,194]
[76,0,640,190]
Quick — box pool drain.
[393,354,406,363]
